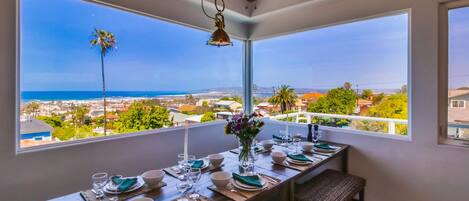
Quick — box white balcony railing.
[269,112,408,135]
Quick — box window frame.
[438,0,469,147]
[251,10,412,139]
[15,0,249,154]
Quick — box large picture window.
[19,0,242,149]
[443,3,469,142]
[253,13,409,136]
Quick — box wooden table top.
[51,141,349,201]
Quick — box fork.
[226,185,248,198]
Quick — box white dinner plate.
[287,158,312,165]
[233,176,267,189]
[231,179,267,192]
[104,176,144,195]
[313,147,337,153]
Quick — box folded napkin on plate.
[111,176,138,192]
[232,173,263,188]
[272,135,291,141]
[314,143,336,150]
[191,160,204,169]
[288,154,312,162]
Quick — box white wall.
[2,0,469,201]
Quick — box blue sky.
[449,7,469,89]
[20,0,467,91]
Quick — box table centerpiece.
[224,112,264,172]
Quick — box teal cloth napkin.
[314,143,336,150]
[288,154,312,162]
[232,173,263,188]
[272,134,291,142]
[191,160,204,169]
[111,176,138,192]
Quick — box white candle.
[184,121,189,161]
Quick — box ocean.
[21,91,189,102]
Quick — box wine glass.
[176,175,192,201]
[91,172,108,199]
[188,168,202,200]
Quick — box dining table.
[50,140,349,201]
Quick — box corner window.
[253,13,409,136]
[441,1,469,143]
[19,0,242,149]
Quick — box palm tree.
[269,85,298,113]
[90,29,116,136]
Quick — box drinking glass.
[91,172,108,199]
[292,138,301,154]
[177,153,186,171]
[109,175,122,201]
[188,168,202,200]
[176,175,192,201]
[183,155,196,173]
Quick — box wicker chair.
[295,169,366,201]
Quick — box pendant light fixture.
[201,0,233,47]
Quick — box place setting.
[270,138,323,171]
[230,139,275,155]
[207,170,280,201]
[79,170,167,201]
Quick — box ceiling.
[87,0,410,40]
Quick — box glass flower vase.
[238,138,255,175]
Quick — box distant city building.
[20,118,53,141]
[196,99,218,107]
[448,89,469,123]
[214,100,242,111]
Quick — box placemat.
[79,182,166,201]
[164,164,225,179]
[171,194,212,201]
[207,174,279,201]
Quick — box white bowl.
[301,142,314,152]
[141,170,165,187]
[261,139,275,150]
[208,154,224,168]
[129,197,153,201]
[271,151,287,164]
[211,171,232,188]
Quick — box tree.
[307,86,357,127]
[373,93,385,104]
[90,29,117,136]
[24,102,40,117]
[308,87,357,115]
[355,93,408,134]
[343,82,353,90]
[37,115,64,128]
[201,112,216,123]
[269,85,298,113]
[70,105,90,127]
[202,101,209,107]
[361,89,373,100]
[185,94,196,104]
[220,96,242,104]
[114,102,170,133]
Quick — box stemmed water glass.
[176,174,192,201]
[188,168,202,200]
[91,172,108,200]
